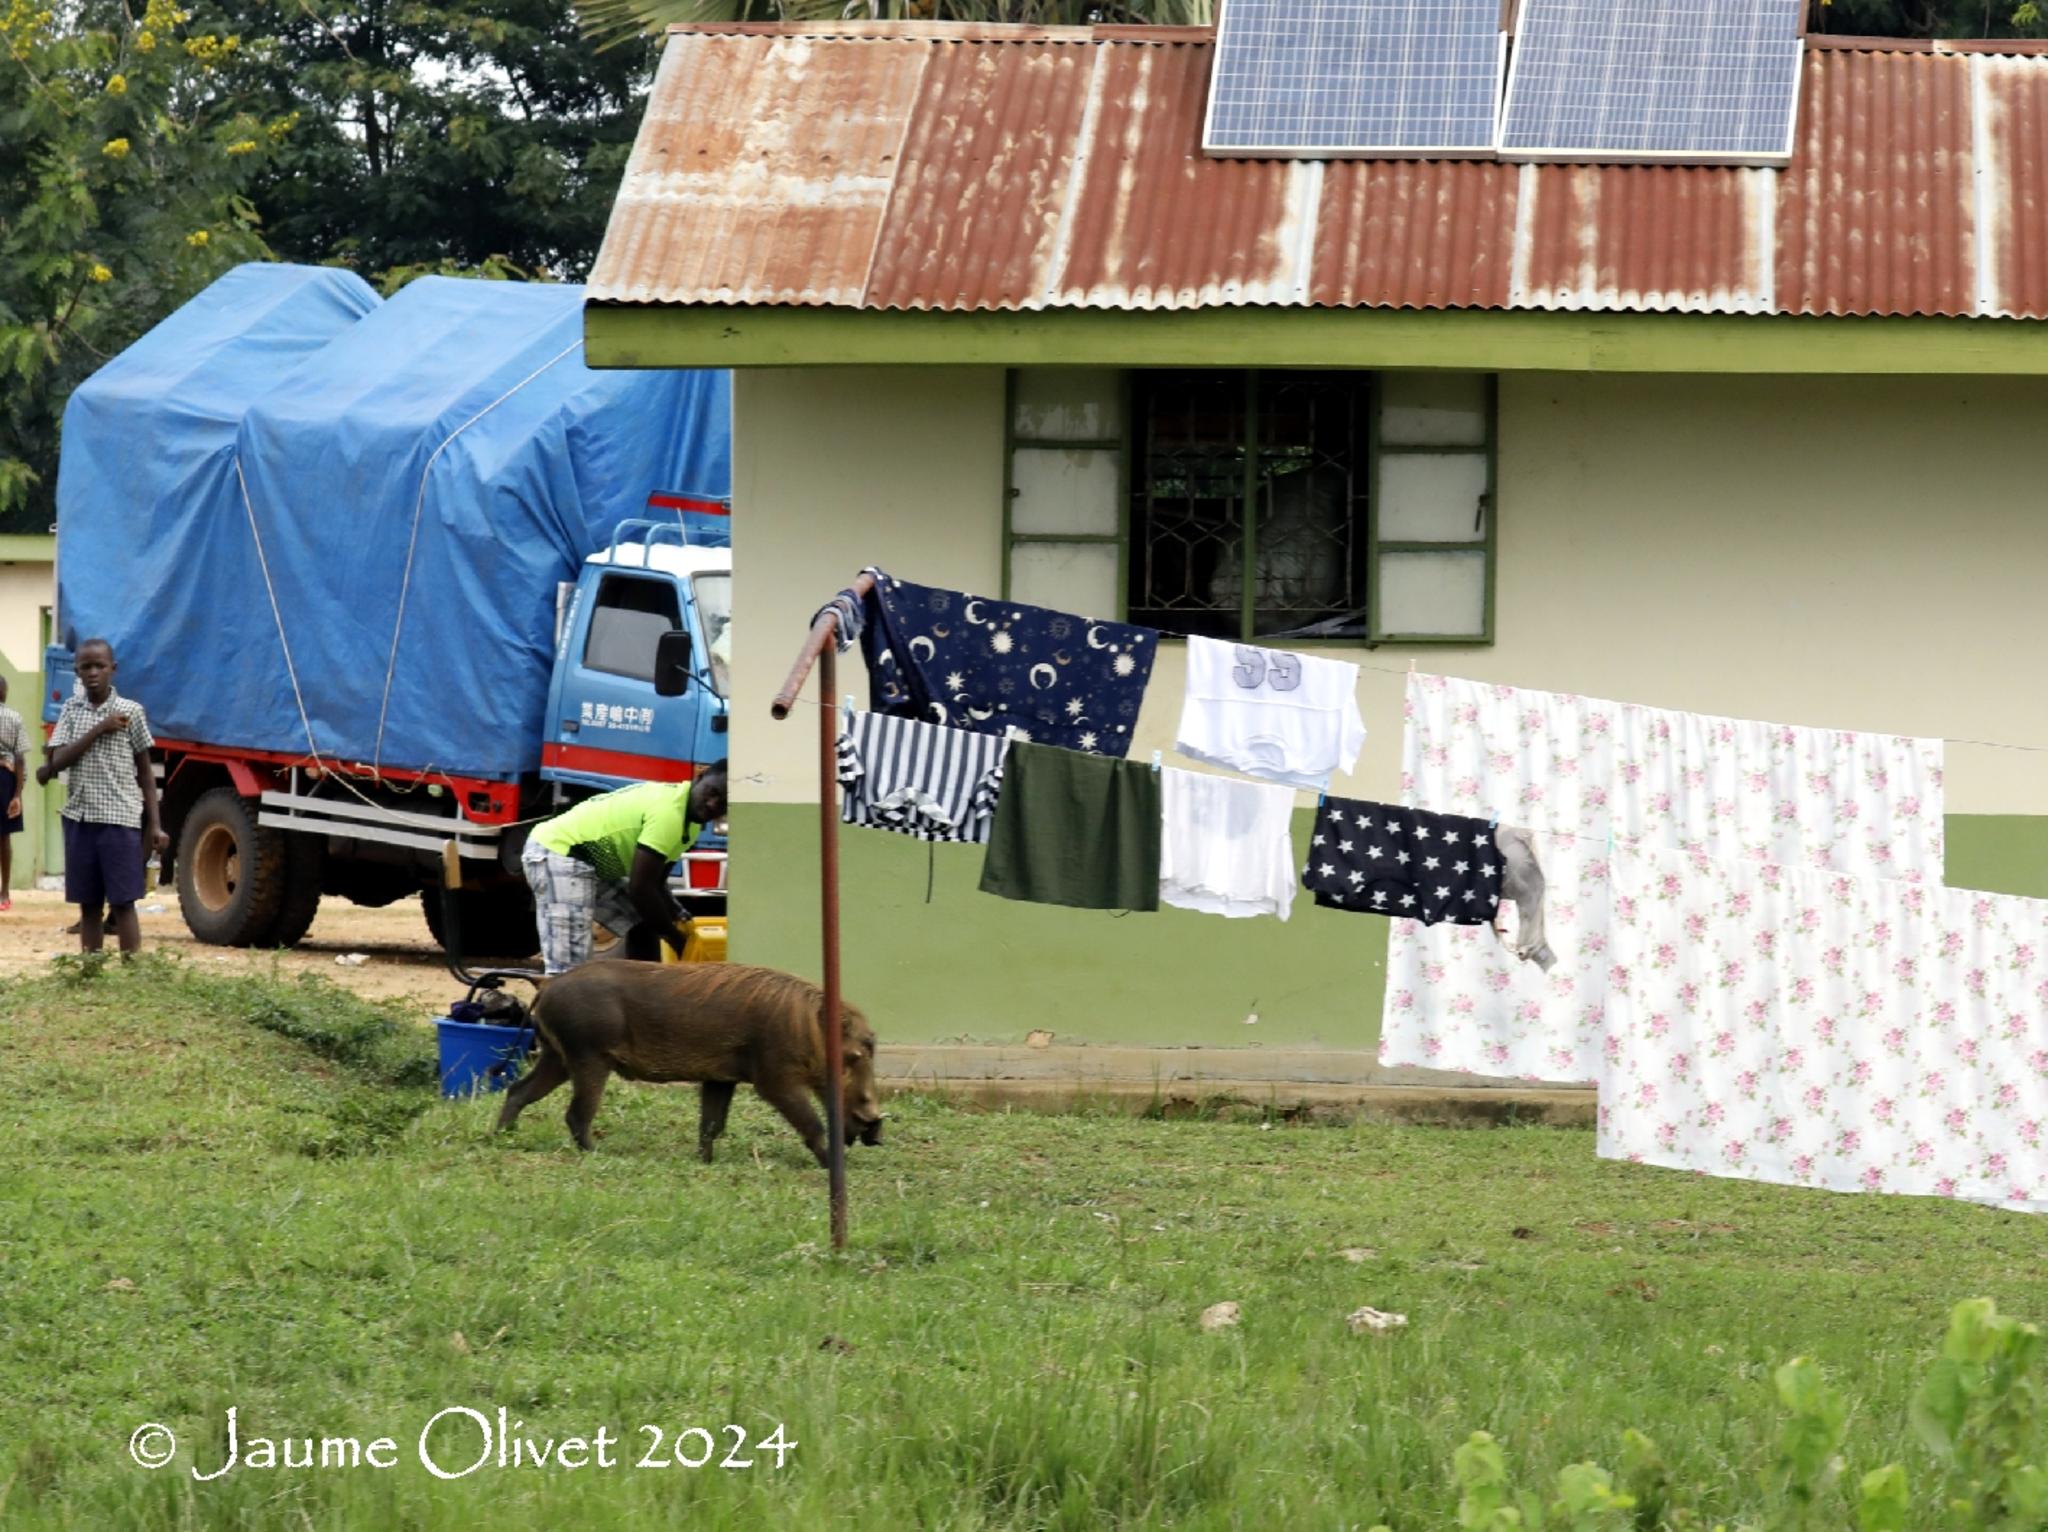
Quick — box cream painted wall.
[0,559,52,674]
[731,367,1006,803]
[732,368,2048,816]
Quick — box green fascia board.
[0,533,55,561]
[587,303,2048,375]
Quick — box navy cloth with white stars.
[858,571,1158,758]
[1302,797,1502,926]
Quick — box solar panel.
[1203,0,1507,159]
[1498,0,1804,163]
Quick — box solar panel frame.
[1495,0,1806,166]
[1202,0,1510,160]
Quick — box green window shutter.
[1003,369,1128,619]
[1368,372,1496,644]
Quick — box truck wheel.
[424,883,538,962]
[176,788,289,946]
[268,836,325,948]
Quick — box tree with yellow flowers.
[0,0,287,529]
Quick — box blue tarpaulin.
[57,264,732,779]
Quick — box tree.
[573,0,1211,51]
[199,0,655,280]
[1816,0,2047,37]
[574,0,2044,55]
[0,0,279,531]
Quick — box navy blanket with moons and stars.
[1301,797,1503,927]
[859,571,1158,757]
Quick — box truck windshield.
[694,572,732,696]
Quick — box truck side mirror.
[654,628,693,697]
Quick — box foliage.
[1408,1301,2048,1532]
[0,0,276,531]
[1911,1298,2048,1528]
[200,0,654,277]
[577,0,2048,65]
[573,0,1214,54]
[1821,0,2048,39]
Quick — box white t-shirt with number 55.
[1174,635,1366,791]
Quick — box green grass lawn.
[2,955,2045,1529]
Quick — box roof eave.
[585,301,2048,375]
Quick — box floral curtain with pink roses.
[1602,841,2048,1209]
[1380,674,1947,1085]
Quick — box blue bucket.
[436,1017,535,1098]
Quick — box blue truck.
[47,264,733,955]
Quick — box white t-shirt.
[1174,636,1366,791]
[1158,767,1297,921]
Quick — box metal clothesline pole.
[771,571,875,1251]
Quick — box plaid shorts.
[520,841,640,975]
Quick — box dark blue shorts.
[0,766,20,835]
[64,818,147,909]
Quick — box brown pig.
[496,960,885,1167]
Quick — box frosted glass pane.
[1379,372,1488,446]
[1377,550,1487,636]
[1009,542,1120,621]
[1378,453,1488,541]
[1013,369,1124,440]
[1011,446,1121,535]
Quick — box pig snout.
[843,1068,884,1149]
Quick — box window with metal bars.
[1129,369,1370,640]
[1002,367,1495,644]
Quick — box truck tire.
[176,788,289,946]
[424,883,538,963]
[268,835,326,948]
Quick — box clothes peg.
[1150,749,1161,774]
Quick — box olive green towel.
[978,741,1161,911]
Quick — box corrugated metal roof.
[588,25,2048,320]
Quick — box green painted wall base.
[731,803,1383,1049]
[1944,816,2048,900]
[732,805,2048,1050]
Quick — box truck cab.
[542,508,732,905]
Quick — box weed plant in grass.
[1,955,2045,1528]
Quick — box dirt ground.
[0,886,492,1015]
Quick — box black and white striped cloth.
[837,708,1010,843]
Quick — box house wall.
[0,556,51,675]
[0,548,55,882]
[729,368,2048,1050]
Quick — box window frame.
[580,570,684,684]
[999,369,1133,612]
[1365,371,1499,646]
[1002,367,1497,645]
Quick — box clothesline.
[1337,659,2048,757]
[781,658,2048,762]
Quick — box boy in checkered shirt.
[36,638,167,954]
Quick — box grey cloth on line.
[813,581,868,653]
[1492,826,1557,972]
[837,707,1008,843]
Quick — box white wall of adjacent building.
[0,556,52,677]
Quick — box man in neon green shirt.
[520,762,728,974]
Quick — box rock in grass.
[1339,1247,1378,1263]
[1199,1301,1241,1332]
[1347,1306,1407,1335]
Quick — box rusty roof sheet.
[587,25,2048,320]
